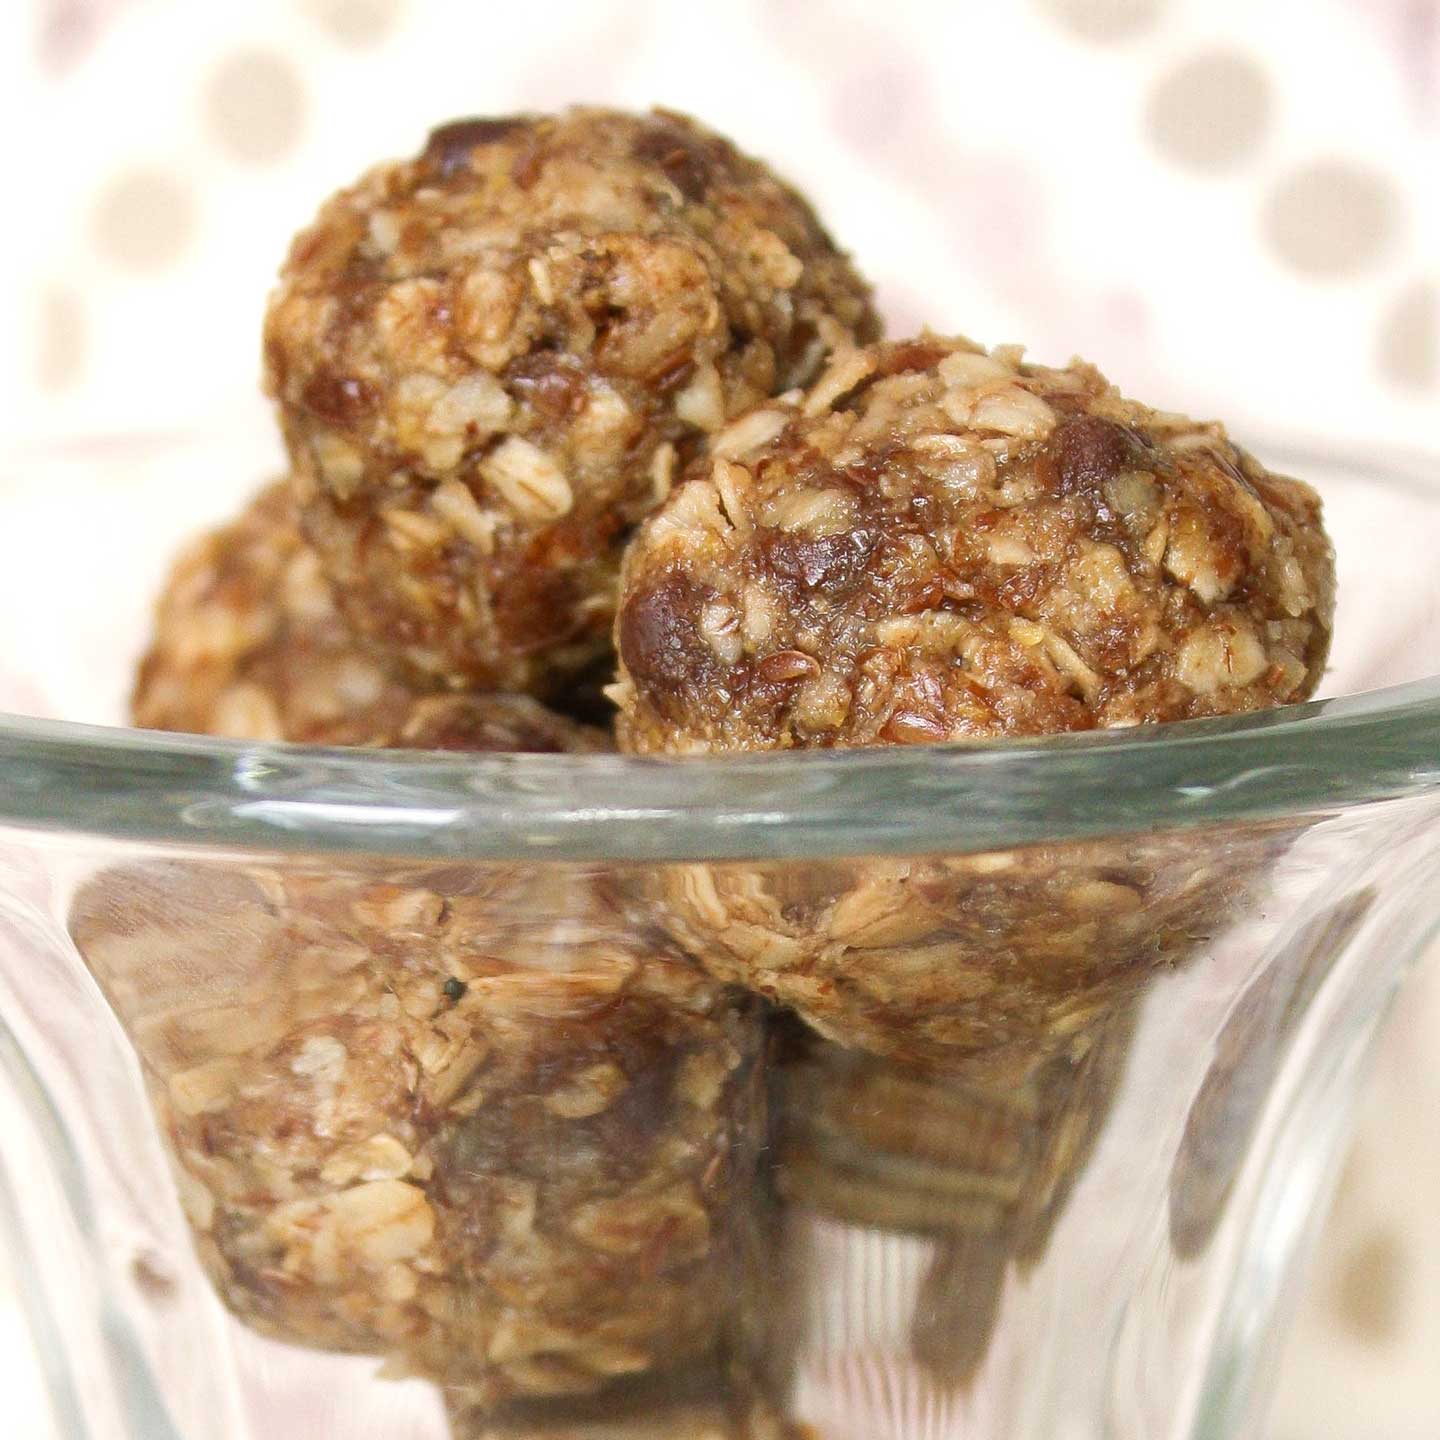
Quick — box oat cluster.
[607,333,1331,1073]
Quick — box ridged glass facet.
[0,439,1437,1440]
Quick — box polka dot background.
[0,0,1438,1435]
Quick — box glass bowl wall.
[0,438,1438,1440]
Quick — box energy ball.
[611,335,1328,1069]
[264,106,880,695]
[71,862,767,1409]
[132,483,607,752]
[116,490,775,1409]
[611,335,1334,752]
[648,822,1294,1073]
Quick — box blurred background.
[0,0,1436,1436]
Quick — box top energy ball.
[264,107,879,693]
[613,335,1335,753]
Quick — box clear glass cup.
[0,436,1437,1440]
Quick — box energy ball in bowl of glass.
[131,481,609,751]
[263,106,880,696]
[106,480,774,1414]
[71,862,769,1410]
[611,334,1334,1070]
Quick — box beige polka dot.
[35,285,86,391]
[1263,161,1401,280]
[1146,51,1272,173]
[205,51,306,165]
[302,0,403,46]
[1034,0,1163,44]
[1333,1227,1405,1345]
[92,171,195,272]
[1376,279,1438,390]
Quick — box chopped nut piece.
[265,106,879,693]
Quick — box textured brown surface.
[639,822,1293,1073]
[610,334,1330,1068]
[612,335,1334,753]
[132,482,608,751]
[121,479,776,1419]
[71,862,766,1408]
[264,106,879,694]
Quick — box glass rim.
[3,432,1440,862]
[2,676,1439,861]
